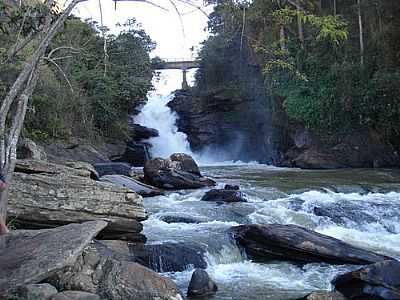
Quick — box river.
[134,71,400,299]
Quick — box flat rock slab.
[0,221,107,297]
[333,260,400,299]
[230,224,390,265]
[201,189,247,203]
[100,175,163,197]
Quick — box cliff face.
[168,89,285,163]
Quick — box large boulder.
[0,221,107,298]
[144,154,215,189]
[298,291,347,300]
[97,240,207,272]
[17,138,48,161]
[100,175,163,197]
[8,160,147,242]
[201,189,247,203]
[130,123,159,141]
[52,244,183,300]
[187,269,218,298]
[230,224,390,265]
[332,260,400,299]
[17,284,58,300]
[51,291,100,300]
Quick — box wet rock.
[201,189,247,203]
[298,291,347,300]
[93,162,133,177]
[8,160,146,242]
[98,240,207,272]
[17,138,48,161]
[230,224,390,265]
[187,269,218,298]
[52,245,183,300]
[332,260,400,300]
[130,123,159,141]
[101,175,163,197]
[119,141,151,167]
[224,184,240,190]
[51,291,101,300]
[17,283,58,300]
[159,214,207,224]
[0,221,107,297]
[313,205,376,226]
[144,154,215,189]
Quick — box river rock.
[119,140,151,167]
[17,138,48,161]
[230,224,390,265]
[201,189,247,203]
[17,283,58,300]
[130,123,159,141]
[332,260,400,299]
[93,162,133,177]
[97,240,207,272]
[144,154,215,189]
[52,244,183,300]
[100,175,163,197]
[159,213,207,224]
[224,184,240,190]
[298,291,347,300]
[51,291,101,300]
[8,160,147,242]
[0,221,107,297]
[187,269,218,298]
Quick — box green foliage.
[197,0,400,142]
[0,9,155,140]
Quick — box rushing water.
[134,72,400,299]
[142,165,400,300]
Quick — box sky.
[70,0,212,59]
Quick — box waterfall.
[134,91,193,159]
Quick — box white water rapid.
[134,70,197,159]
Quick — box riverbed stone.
[298,291,347,300]
[187,269,218,298]
[332,260,400,299]
[230,224,390,265]
[100,174,163,197]
[17,283,58,300]
[52,244,183,300]
[0,221,107,298]
[201,188,247,203]
[8,159,146,242]
[144,154,215,189]
[93,162,133,177]
[51,291,101,300]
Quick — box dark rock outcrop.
[0,221,107,297]
[8,160,147,242]
[230,224,390,265]
[97,240,207,272]
[52,243,183,300]
[93,162,133,177]
[101,175,163,197]
[129,123,159,141]
[118,140,151,167]
[332,260,400,300]
[159,214,207,224]
[201,189,247,203]
[187,269,218,298]
[144,154,215,189]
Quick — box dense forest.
[195,0,400,148]
[0,1,155,141]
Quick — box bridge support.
[182,69,189,90]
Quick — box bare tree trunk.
[296,0,304,47]
[357,0,364,66]
[0,0,88,225]
[280,25,286,51]
[333,0,336,15]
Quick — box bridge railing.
[160,58,200,63]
